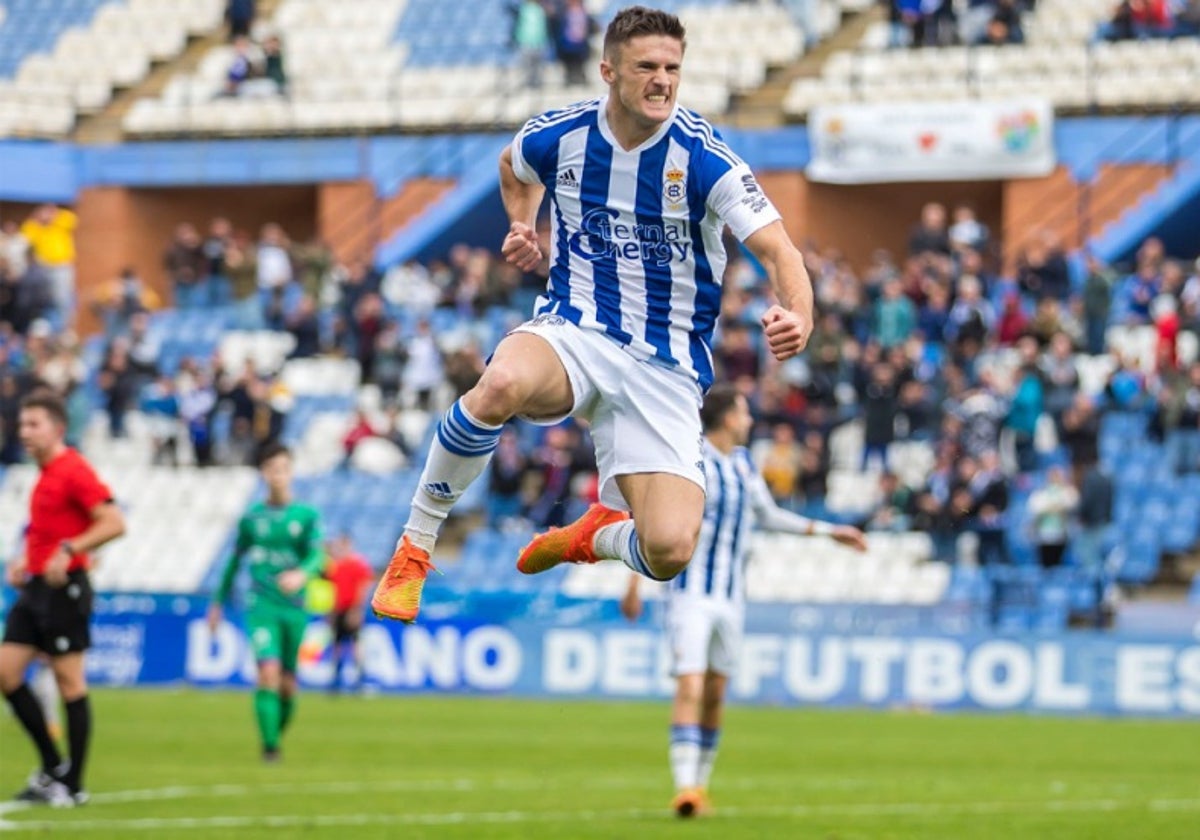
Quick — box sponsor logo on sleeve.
[740,174,769,214]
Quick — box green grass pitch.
[2,689,1198,838]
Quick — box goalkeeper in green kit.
[207,443,326,762]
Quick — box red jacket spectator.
[996,294,1029,346]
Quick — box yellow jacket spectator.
[90,269,161,338]
[21,205,77,267]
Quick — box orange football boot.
[516,503,629,574]
[671,788,704,818]
[370,535,437,622]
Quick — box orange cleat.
[371,536,437,623]
[696,788,713,815]
[671,788,704,818]
[516,503,629,575]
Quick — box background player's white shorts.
[512,315,704,512]
[664,594,744,677]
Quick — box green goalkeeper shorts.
[246,606,311,673]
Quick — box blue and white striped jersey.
[511,97,781,391]
[670,442,777,605]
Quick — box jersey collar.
[596,94,677,155]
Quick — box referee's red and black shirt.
[26,447,114,576]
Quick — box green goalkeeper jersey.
[215,501,325,612]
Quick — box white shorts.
[664,594,744,677]
[512,315,705,512]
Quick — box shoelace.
[389,552,438,578]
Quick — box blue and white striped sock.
[697,727,720,789]
[406,400,502,550]
[592,520,671,581]
[669,723,702,791]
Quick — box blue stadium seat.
[1115,527,1161,585]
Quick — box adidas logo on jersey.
[556,168,579,190]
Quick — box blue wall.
[0,140,77,203]
[0,134,516,201]
[0,126,812,203]
[4,118,1192,203]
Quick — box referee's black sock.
[64,695,91,793]
[4,684,64,773]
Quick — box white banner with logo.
[807,99,1056,184]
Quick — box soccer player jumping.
[622,385,868,817]
[372,6,814,622]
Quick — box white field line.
[2,796,1200,832]
[4,773,873,811]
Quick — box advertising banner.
[807,99,1056,184]
[49,593,1200,717]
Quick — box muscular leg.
[461,332,575,425]
[606,472,704,580]
[403,332,575,549]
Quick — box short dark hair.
[700,384,741,433]
[257,441,292,468]
[603,6,686,59]
[20,388,67,428]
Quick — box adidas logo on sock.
[556,168,579,190]
[422,482,457,501]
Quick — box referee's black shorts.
[2,570,93,655]
[332,609,361,644]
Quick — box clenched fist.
[760,304,813,361]
[502,222,542,272]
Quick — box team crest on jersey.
[662,168,686,208]
[289,521,302,537]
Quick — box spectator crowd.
[882,0,1200,47]
[885,0,1033,47]
[3,198,1200,599]
[509,0,600,89]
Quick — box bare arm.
[45,502,126,587]
[69,501,127,554]
[748,472,868,551]
[742,220,814,360]
[499,145,546,273]
[499,144,545,231]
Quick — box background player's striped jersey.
[670,443,776,604]
[511,97,781,390]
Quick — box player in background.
[1,389,126,807]
[29,660,62,743]
[207,442,325,762]
[324,534,374,693]
[372,6,814,623]
[620,384,867,817]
